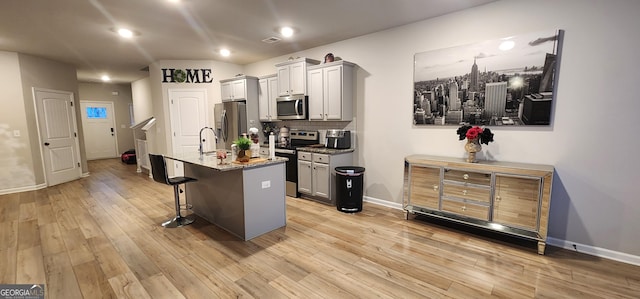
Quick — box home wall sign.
[161,68,213,83]
[413,29,564,126]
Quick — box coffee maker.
[325,130,351,149]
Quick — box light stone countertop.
[166,152,288,172]
[259,144,355,155]
[296,147,355,154]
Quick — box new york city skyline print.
[413,29,563,126]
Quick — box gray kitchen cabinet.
[298,159,312,194]
[258,74,278,121]
[312,154,330,198]
[307,61,355,121]
[403,154,554,254]
[275,57,319,96]
[298,151,353,205]
[220,76,258,102]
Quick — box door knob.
[44,142,50,146]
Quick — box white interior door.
[34,88,82,186]
[80,101,118,160]
[169,89,207,176]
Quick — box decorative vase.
[237,149,251,162]
[464,138,482,163]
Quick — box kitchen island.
[165,153,288,240]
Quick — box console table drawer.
[442,184,491,203]
[441,199,489,221]
[444,168,491,186]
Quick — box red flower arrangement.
[457,125,494,145]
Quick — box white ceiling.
[0,0,496,83]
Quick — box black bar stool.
[149,154,197,228]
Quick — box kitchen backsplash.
[261,119,356,146]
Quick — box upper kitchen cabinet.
[275,58,320,96]
[220,75,258,102]
[258,74,278,121]
[307,60,356,121]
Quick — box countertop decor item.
[216,150,227,164]
[457,125,494,163]
[324,53,334,63]
[234,137,252,162]
[262,122,276,138]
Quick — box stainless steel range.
[274,129,318,197]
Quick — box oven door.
[274,148,298,197]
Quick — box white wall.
[244,0,640,258]
[0,51,34,191]
[131,77,152,123]
[147,60,243,155]
[78,82,136,154]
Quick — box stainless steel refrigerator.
[214,102,247,150]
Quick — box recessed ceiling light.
[101,75,111,82]
[167,0,180,3]
[280,27,294,38]
[219,48,231,57]
[117,28,134,38]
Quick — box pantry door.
[34,88,82,186]
[169,89,207,176]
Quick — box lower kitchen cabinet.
[298,151,353,205]
[297,159,312,194]
[403,154,554,254]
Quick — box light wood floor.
[1,159,639,298]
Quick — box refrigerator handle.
[221,110,228,142]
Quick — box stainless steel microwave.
[276,95,307,120]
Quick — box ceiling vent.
[261,36,281,44]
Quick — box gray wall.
[78,82,135,154]
[18,53,85,180]
[0,51,34,190]
[244,0,640,259]
[147,60,242,156]
[0,52,85,191]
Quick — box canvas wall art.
[413,29,564,126]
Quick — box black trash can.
[335,166,365,213]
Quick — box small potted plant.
[234,137,252,162]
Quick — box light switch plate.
[13,130,20,137]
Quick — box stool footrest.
[162,215,194,228]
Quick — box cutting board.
[232,157,268,165]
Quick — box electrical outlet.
[261,180,270,189]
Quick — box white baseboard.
[0,183,47,195]
[363,196,640,267]
[363,196,403,210]
[547,237,640,266]
[82,172,90,178]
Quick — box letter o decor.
[173,69,187,83]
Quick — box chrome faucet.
[199,126,217,157]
